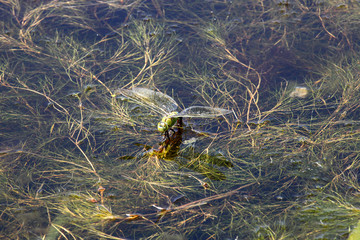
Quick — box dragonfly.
[115,87,232,139]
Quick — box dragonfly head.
[157,112,179,133]
[157,121,169,133]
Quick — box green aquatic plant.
[3,0,360,239]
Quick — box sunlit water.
[1,1,360,239]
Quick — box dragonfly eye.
[157,121,168,132]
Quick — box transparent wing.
[174,106,232,118]
[115,87,179,116]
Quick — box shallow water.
[1,1,360,239]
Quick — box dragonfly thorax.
[157,112,179,132]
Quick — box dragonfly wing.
[115,87,179,115]
[174,106,232,118]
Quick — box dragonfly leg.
[164,130,170,141]
[163,128,176,144]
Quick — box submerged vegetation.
[2,0,360,239]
